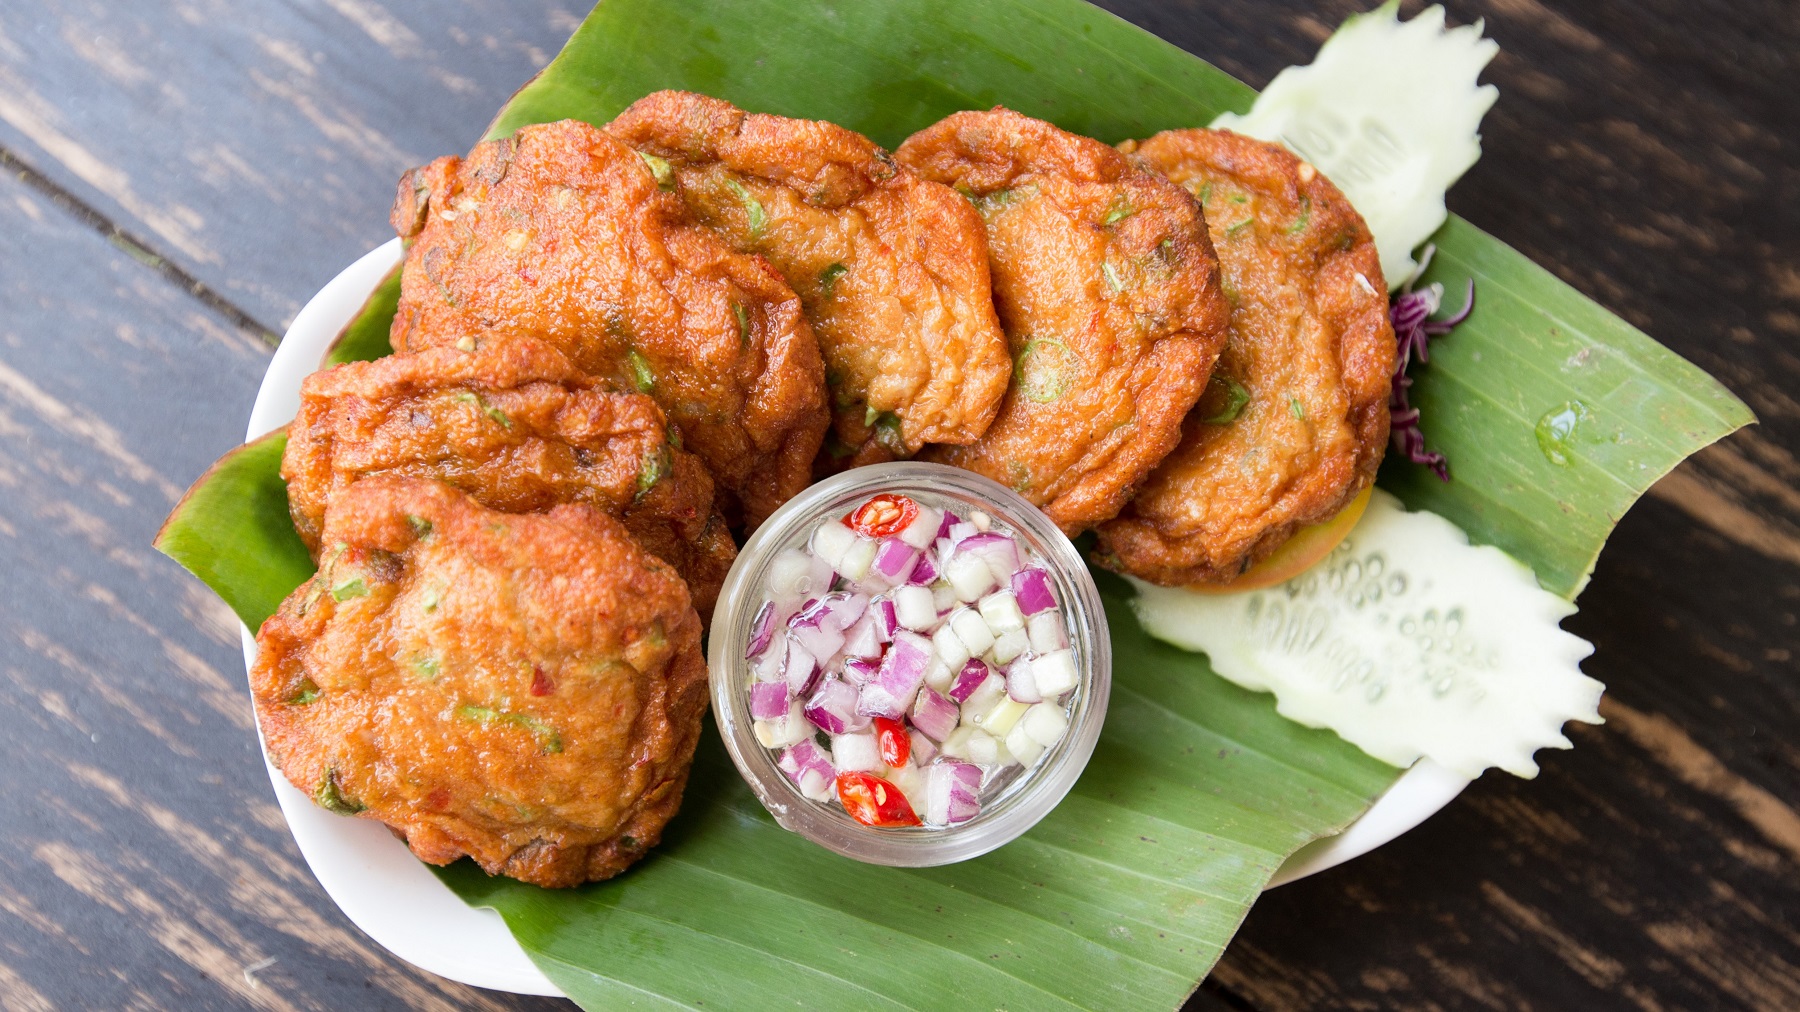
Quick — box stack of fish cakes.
[256,96,1393,887]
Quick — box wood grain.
[0,0,1793,1008]
[0,0,583,332]
[1110,1,1800,1009]
[0,169,559,1009]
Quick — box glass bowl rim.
[706,461,1113,866]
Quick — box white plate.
[239,240,1471,996]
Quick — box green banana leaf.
[447,574,1398,1009]
[323,265,401,366]
[153,430,311,630]
[154,0,1753,1005]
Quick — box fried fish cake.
[282,336,734,620]
[1096,129,1395,585]
[389,118,828,529]
[606,91,1010,461]
[895,109,1232,534]
[252,476,708,888]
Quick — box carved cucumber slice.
[1130,491,1601,778]
[1213,2,1498,287]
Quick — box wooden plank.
[0,0,585,331]
[0,169,556,1009]
[1151,0,1800,1007]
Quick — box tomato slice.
[835,771,921,827]
[847,493,918,539]
[873,717,910,767]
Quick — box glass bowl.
[707,462,1111,866]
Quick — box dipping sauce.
[709,462,1109,866]
[745,491,1078,828]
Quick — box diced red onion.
[804,677,867,735]
[871,538,920,584]
[777,739,836,799]
[1011,567,1057,616]
[858,631,931,718]
[885,631,934,686]
[755,699,815,748]
[841,614,882,660]
[750,490,1079,830]
[782,639,820,695]
[944,552,997,601]
[909,687,960,742]
[909,729,938,765]
[747,601,777,658]
[960,671,1008,720]
[842,574,883,597]
[956,532,1020,581]
[788,597,821,628]
[750,640,785,683]
[825,591,869,630]
[790,619,844,664]
[1005,659,1042,704]
[843,655,879,686]
[750,681,791,720]
[872,597,899,641]
[948,658,991,703]
[898,505,942,550]
[945,791,980,825]
[925,761,983,825]
[908,552,938,585]
[792,591,865,632]
[937,511,961,540]
[945,760,982,793]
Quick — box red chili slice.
[873,717,910,767]
[835,771,921,827]
[847,493,918,539]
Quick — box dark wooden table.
[1,1,1793,1008]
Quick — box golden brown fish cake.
[895,109,1232,534]
[606,91,1010,462]
[1095,128,1395,586]
[252,476,708,888]
[388,118,828,529]
[282,336,734,621]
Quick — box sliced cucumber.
[1130,490,1601,778]
[1212,2,1498,287]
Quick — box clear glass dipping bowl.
[707,462,1111,866]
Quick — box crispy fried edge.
[1096,128,1395,585]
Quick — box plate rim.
[239,238,1469,996]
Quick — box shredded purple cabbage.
[1389,247,1474,482]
